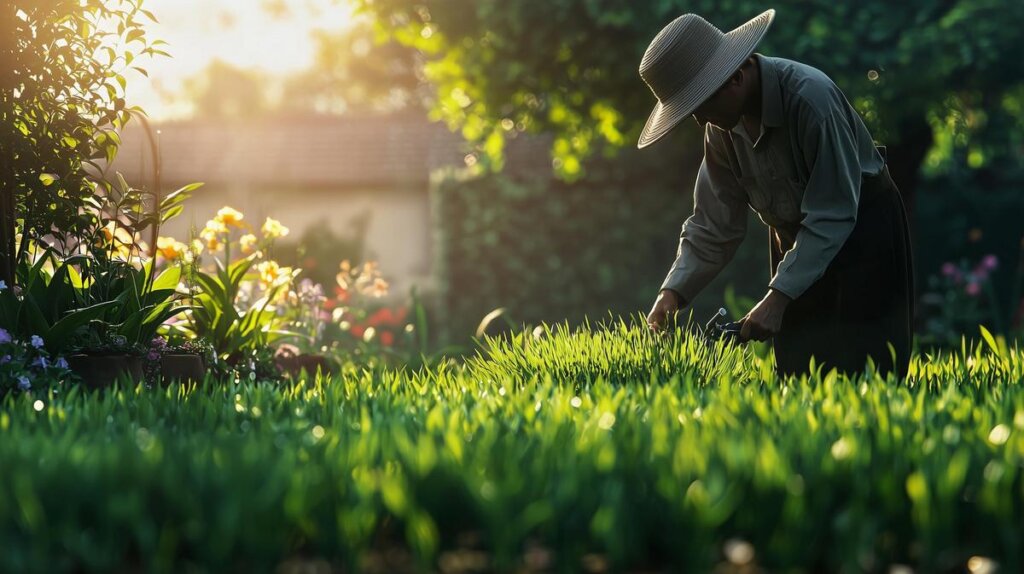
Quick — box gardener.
[641,9,914,378]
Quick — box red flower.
[350,324,366,339]
[379,331,394,347]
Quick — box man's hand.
[740,289,791,342]
[647,289,682,333]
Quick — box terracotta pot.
[275,349,333,378]
[67,354,144,390]
[160,353,206,385]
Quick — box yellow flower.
[156,236,187,261]
[257,260,292,287]
[200,227,221,251]
[239,233,258,253]
[261,217,289,240]
[214,206,244,228]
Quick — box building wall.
[159,182,435,297]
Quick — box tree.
[279,23,424,116]
[354,0,1024,202]
[0,0,160,284]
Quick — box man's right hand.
[647,289,682,333]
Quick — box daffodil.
[214,206,244,228]
[239,233,258,253]
[261,217,289,239]
[156,236,187,261]
[257,260,292,288]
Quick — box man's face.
[692,73,745,130]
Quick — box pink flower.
[941,262,957,277]
[965,281,982,297]
[981,254,999,271]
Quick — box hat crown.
[639,14,725,103]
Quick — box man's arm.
[659,126,749,304]
[767,102,862,300]
[648,127,746,332]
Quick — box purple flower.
[0,355,10,364]
[17,376,30,391]
[146,350,160,361]
[941,262,957,277]
[981,254,999,271]
[30,335,44,348]
[150,336,167,349]
[966,281,982,297]
[0,328,10,344]
[32,356,48,369]
[0,280,6,290]
[55,357,68,369]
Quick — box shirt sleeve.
[660,127,748,303]
[768,105,862,299]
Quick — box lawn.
[1,322,1021,573]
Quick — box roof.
[111,115,552,187]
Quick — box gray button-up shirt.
[661,54,884,302]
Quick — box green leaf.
[979,325,1001,357]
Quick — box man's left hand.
[740,289,792,342]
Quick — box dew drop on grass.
[988,424,1010,445]
[570,397,582,408]
[724,538,754,565]
[967,556,997,574]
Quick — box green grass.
[1,321,1023,573]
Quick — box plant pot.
[275,350,333,378]
[160,353,206,385]
[68,354,145,390]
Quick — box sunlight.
[122,0,360,119]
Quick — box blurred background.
[111,0,1024,348]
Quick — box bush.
[0,322,1022,572]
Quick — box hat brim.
[637,9,775,149]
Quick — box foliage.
[356,0,1024,184]
[0,175,200,354]
[920,255,1008,346]
[0,326,76,395]
[914,175,1024,340]
[1,322,1024,571]
[0,254,118,354]
[171,207,298,371]
[274,216,366,289]
[1,0,164,281]
[279,261,435,369]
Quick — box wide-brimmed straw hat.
[637,9,775,149]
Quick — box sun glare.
[119,0,360,120]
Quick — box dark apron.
[769,164,914,378]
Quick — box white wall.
[158,183,435,297]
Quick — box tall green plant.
[0,0,164,283]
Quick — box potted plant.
[53,177,199,388]
[142,336,212,386]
